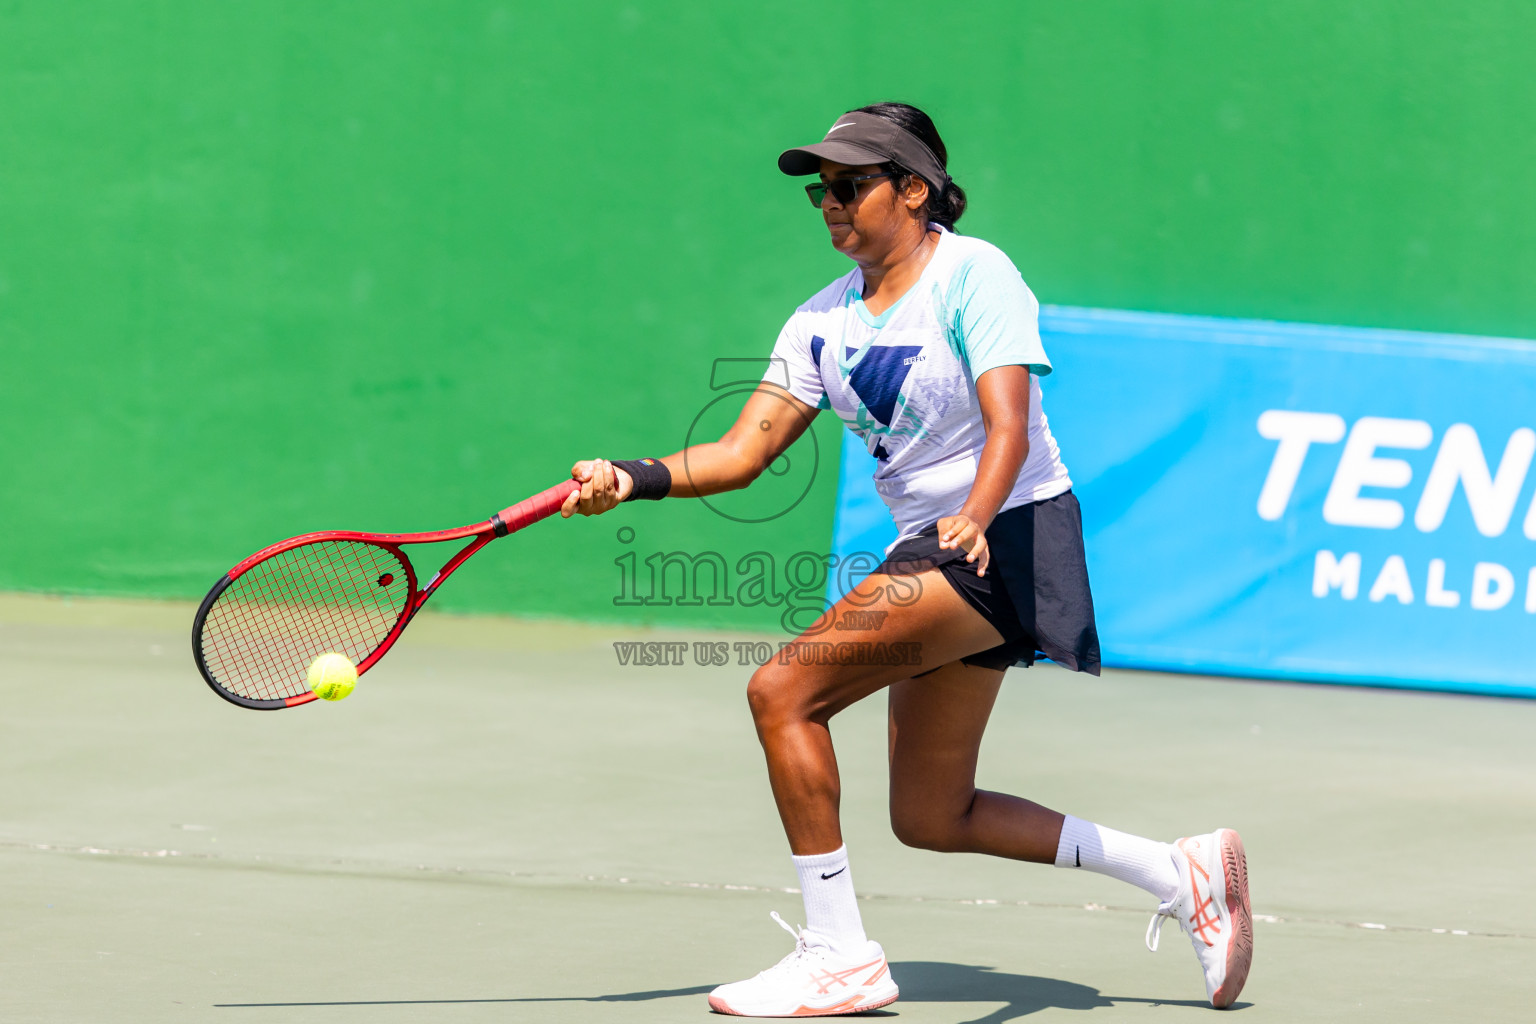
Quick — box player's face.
[815,159,924,264]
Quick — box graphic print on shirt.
[814,335,926,446]
[846,345,923,426]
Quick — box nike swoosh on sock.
[821,866,847,880]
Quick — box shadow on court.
[213,985,714,1008]
[215,962,1242,1020]
[892,962,1242,1020]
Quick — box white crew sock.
[791,845,867,953]
[1054,814,1180,904]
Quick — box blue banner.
[830,306,1536,698]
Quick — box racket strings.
[199,540,411,700]
[205,550,388,699]
[217,544,405,692]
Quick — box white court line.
[5,839,1527,942]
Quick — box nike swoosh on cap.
[826,122,855,133]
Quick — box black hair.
[852,101,967,230]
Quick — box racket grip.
[493,481,580,536]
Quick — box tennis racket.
[192,482,576,710]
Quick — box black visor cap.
[779,114,951,193]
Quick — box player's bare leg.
[886,659,1064,862]
[884,658,1252,1006]
[710,570,996,1017]
[745,569,1004,856]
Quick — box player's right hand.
[562,459,630,517]
[937,513,991,576]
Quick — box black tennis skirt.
[874,490,1101,675]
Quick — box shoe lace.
[771,910,803,944]
[757,911,817,978]
[1146,905,1174,952]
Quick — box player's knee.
[889,791,974,852]
[889,807,963,852]
[746,662,794,728]
[747,660,841,733]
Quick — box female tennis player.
[561,102,1252,1015]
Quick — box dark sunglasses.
[804,172,895,208]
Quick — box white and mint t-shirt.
[765,226,1072,544]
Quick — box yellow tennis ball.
[308,652,358,701]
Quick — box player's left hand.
[937,513,990,576]
[562,459,630,517]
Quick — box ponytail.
[926,179,968,231]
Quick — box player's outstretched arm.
[664,385,818,498]
[562,384,818,517]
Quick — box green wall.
[4,2,1534,630]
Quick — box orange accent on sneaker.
[793,994,866,1015]
[711,980,899,1017]
[1178,837,1224,948]
[809,960,882,995]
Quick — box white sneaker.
[1146,829,1253,1008]
[708,912,898,1017]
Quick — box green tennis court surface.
[2,593,1531,1022]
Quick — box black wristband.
[611,458,672,501]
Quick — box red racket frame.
[192,482,576,710]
